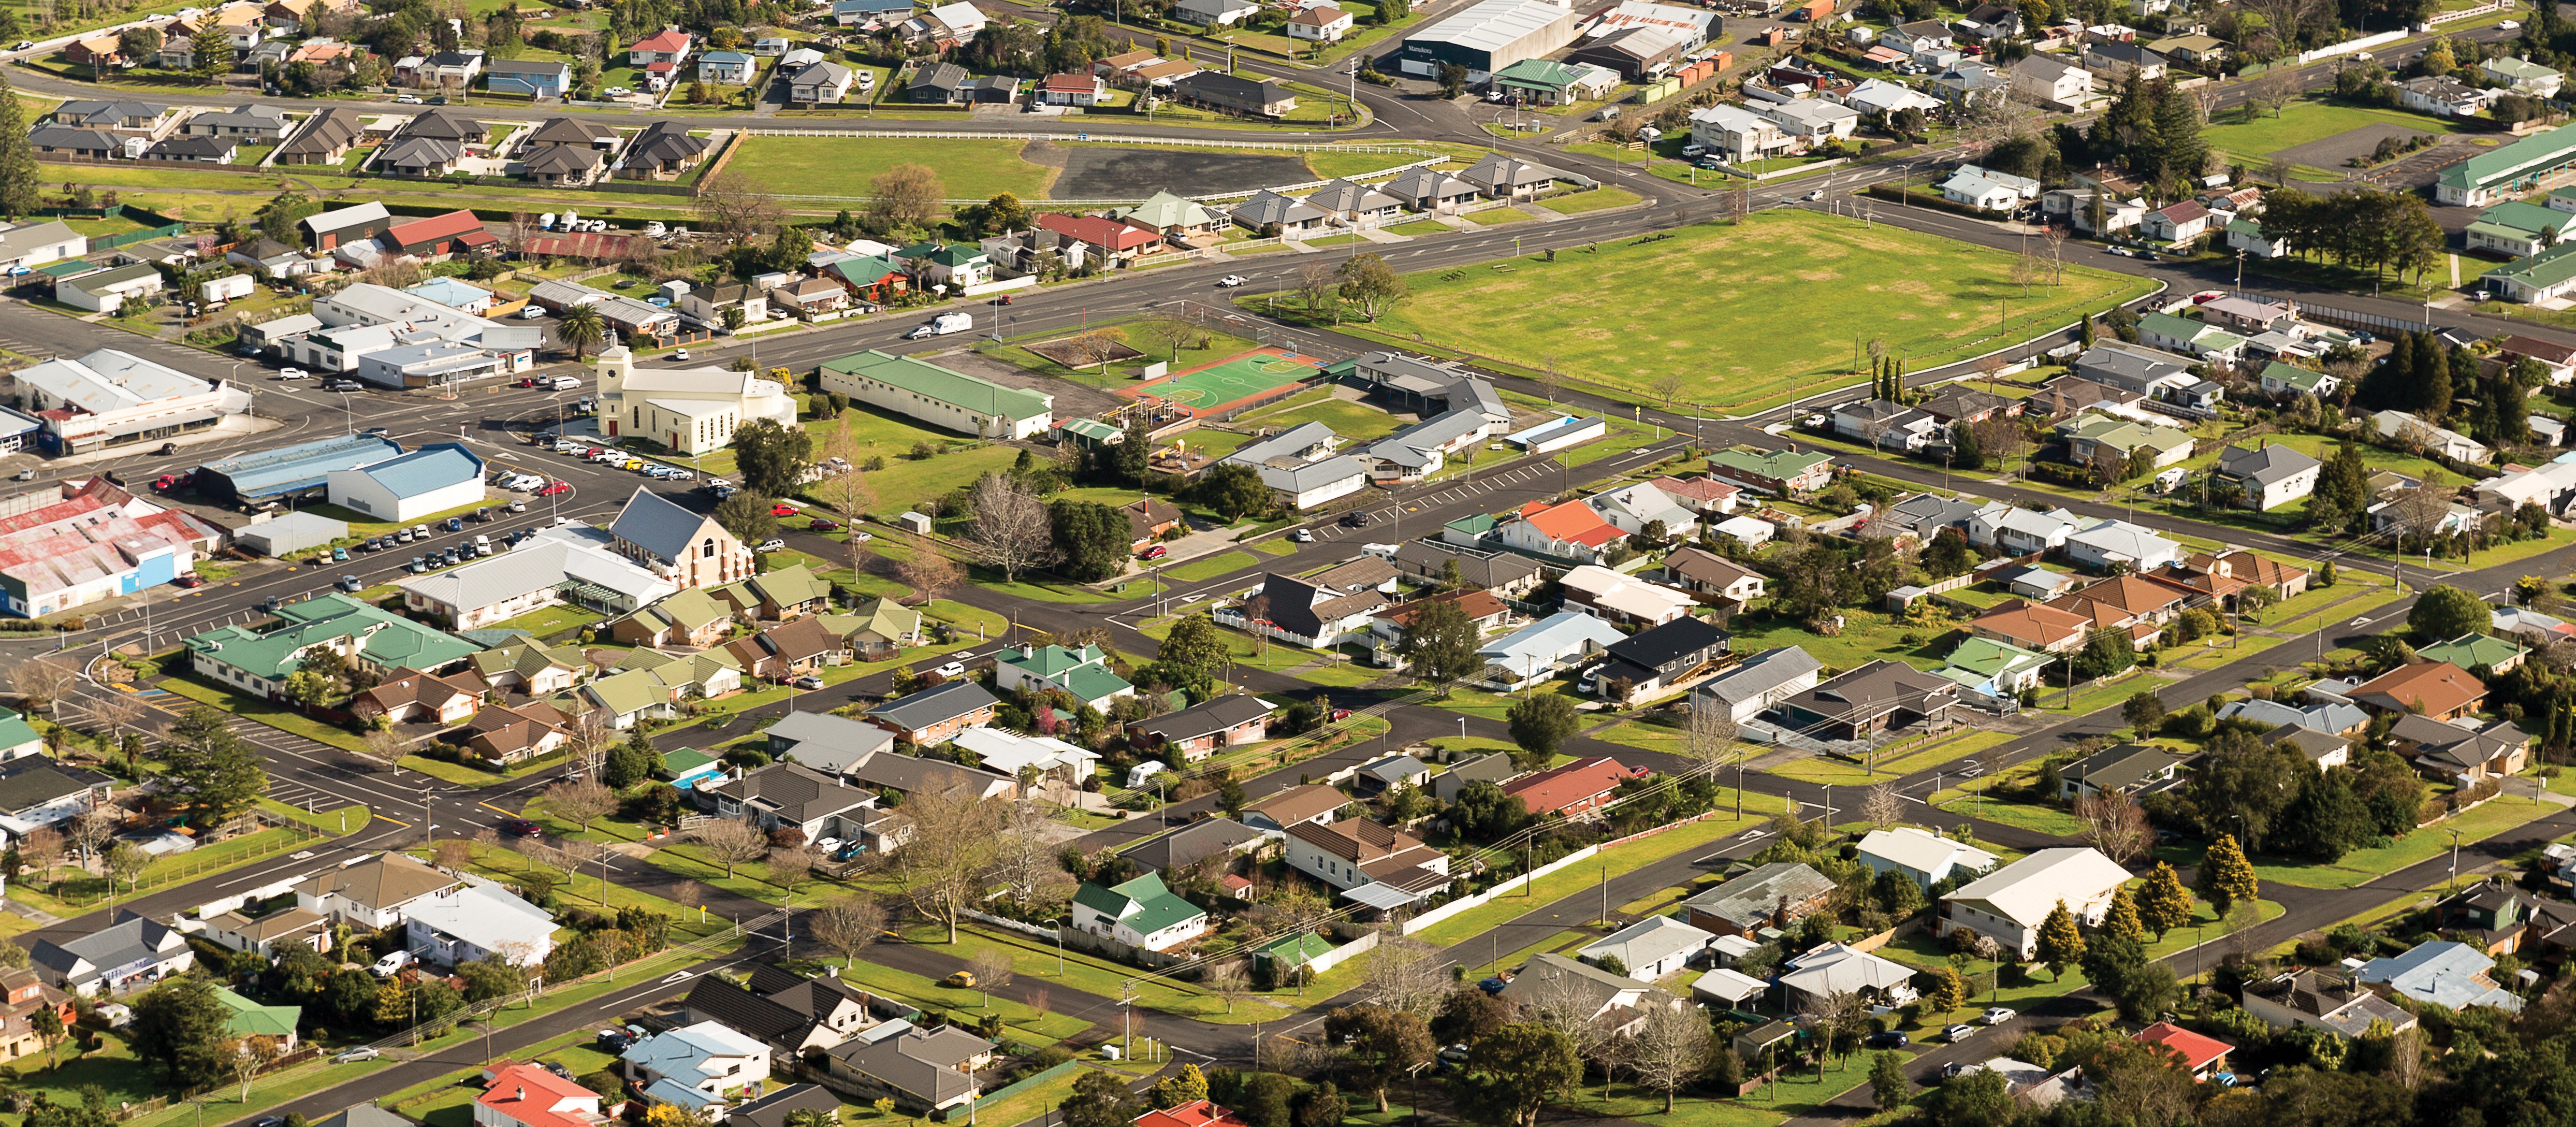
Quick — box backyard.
[1253,212,2157,414]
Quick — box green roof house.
[824,598,923,658]
[2418,633,2528,674]
[184,594,481,701]
[212,985,301,1047]
[819,350,1055,441]
[1706,449,1836,496]
[1109,191,1219,235]
[1251,931,1335,970]
[1937,637,2053,698]
[891,241,992,290]
[749,565,834,619]
[1491,58,1617,105]
[2483,241,2576,304]
[0,707,40,760]
[580,668,676,730]
[607,587,736,649]
[2468,200,2576,258]
[1071,872,1208,952]
[2137,311,2248,360]
[2258,360,2336,397]
[995,642,1135,712]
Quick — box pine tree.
[0,76,32,221]
[2033,900,2085,980]
[2101,886,2146,944]
[2080,313,2095,349]
[2413,331,2445,413]
[2136,861,2194,940]
[2195,833,2260,919]
[2368,331,2415,411]
[2148,79,2208,193]
[1951,421,1984,471]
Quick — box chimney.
[516,1088,526,1101]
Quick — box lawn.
[1304,148,1439,181]
[1726,606,1952,676]
[1163,551,1257,581]
[726,135,1054,200]
[1253,212,2158,414]
[1387,219,1452,235]
[1463,207,1536,225]
[1412,802,1786,947]
[2253,791,2561,888]
[489,603,605,641]
[1567,1063,1907,1127]
[1242,397,1406,441]
[2204,98,2461,164]
[1538,186,1643,215]
[1876,895,2287,1019]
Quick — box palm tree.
[557,304,605,359]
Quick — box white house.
[1856,825,1997,890]
[1215,422,1369,511]
[621,1021,771,1116]
[2214,442,2322,511]
[1478,611,1627,691]
[1558,565,1695,627]
[599,344,802,455]
[2064,517,2183,572]
[991,643,1133,713]
[1692,645,1821,724]
[1579,916,1719,980]
[1071,872,1209,951]
[2373,410,2491,463]
[1968,503,2079,555]
[323,442,484,524]
[57,263,164,313]
[1940,164,2041,212]
[1941,847,2133,958]
[404,880,558,966]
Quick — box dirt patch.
[2272,122,2434,176]
[1026,336,1146,368]
[937,349,1128,419]
[1045,143,1314,200]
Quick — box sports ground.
[1115,348,1320,415]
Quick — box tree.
[2074,793,2152,866]
[2122,690,2167,735]
[988,801,1073,912]
[897,551,962,607]
[698,172,784,241]
[1293,259,1341,317]
[0,75,37,220]
[867,163,946,236]
[1153,1064,1209,1110]
[129,977,231,1086]
[2136,861,2194,940]
[30,1006,61,1072]
[2033,900,2084,980]
[10,655,74,717]
[1205,961,1252,1014]
[1870,1050,1909,1113]
[733,419,815,500]
[2080,932,2178,1023]
[1455,1023,1580,1127]
[544,780,615,832]
[818,426,880,573]
[1860,782,1902,829]
[1359,937,1448,1017]
[1628,1001,1710,1114]
[1155,615,1230,687]
[894,785,1002,943]
[1060,1069,1141,1127]
[2196,833,2259,918]
[2409,584,2488,642]
[17,828,57,886]
[118,25,161,61]
[190,23,230,84]
[692,819,768,878]
[964,949,1012,1007]
[809,895,887,966]
[1325,1005,1435,1112]
[2100,885,2146,944]
[1336,253,1406,321]
[161,705,265,828]
[2076,626,2137,680]
[1505,693,1580,769]
[1049,499,1130,582]
[555,303,605,359]
[604,734,657,790]
[1395,597,1481,695]
[968,473,1055,583]
[765,844,824,898]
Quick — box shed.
[236,511,348,556]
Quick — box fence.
[1401,844,1602,935]
[963,907,1058,940]
[1301,928,1381,976]
[2298,28,2408,64]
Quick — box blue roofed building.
[621,1020,772,1115]
[2357,940,2524,1012]
[833,0,912,24]
[484,58,571,97]
[401,276,497,315]
[1477,610,1627,692]
[697,50,756,83]
[195,434,405,508]
[324,442,486,523]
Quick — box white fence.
[1304,929,1381,976]
[963,907,1059,940]
[2298,28,2407,63]
[1401,844,1603,936]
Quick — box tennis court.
[1115,347,1320,415]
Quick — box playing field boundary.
[1113,346,1323,416]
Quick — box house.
[1478,611,1627,691]
[1170,71,1297,117]
[1073,871,1209,951]
[2244,969,2419,1037]
[709,762,887,845]
[2418,632,2527,675]
[405,880,557,966]
[1941,164,2042,212]
[1584,615,1731,703]
[2062,414,2197,471]
[1560,566,1696,629]
[1680,862,1836,936]
[293,851,462,929]
[1242,784,1347,833]
[1492,57,1619,104]
[486,59,570,96]
[1127,695,1271,761]
[622,1021,771,1116]
[1289,5,1356,40]
[1391,541,1545,597]
[730,1089,846,1127]
[27,913,194,997]
[1176,0,1258,21]
[56,263,164,314]
[1856,825,1996,890]
[184,594,479,701]
[475,1064,615,1127]
[865,681,999,745]
[695,49,755,84]
[1834,398,1946,451]
[757,712,896,778]
[1937,636,2053,698]
[463,700,571,765]
[2227,219,2293,259]
[1283,818,1452,903]
[990,643,1133,712]
[350,666,486,726]
[1693,646,1822,724]
[1138,1102,1253,1127]
[2486,55,2565,96]
[2258,360,2334,397]
[2064,518,2184,573]
[1494,953,1682,1036]
[1779,942,1920,1009]
[2349,661,2485,720]
[0,758,113,833]
[682,966,874,1056]
[2357,940,2523,1012]
[1502,756,1638,819]
[2011,52,2094,104]
[843,752,1016,805]
[2132,1022,2234,1082]
[2390,713,2531,783]
[827,1027,992,1112]
[1432,753,1517,803]
[1124,817,1264,873]
[1661,547,1763,603]
[1306,179,1405,228]
[2083,39,2165,80]
[1775,660,1959,742]
[1942,847,2133,958]
[623,121,714,179]
[1460,153,1558,200]
[2470,200,2576,258]
[2375,410,2492,462]
[628,26,693,66]
[1220,567,1390,648]
[1036,71,1108,105]
[1579,916,1719,980]
[2058,742,2190,799]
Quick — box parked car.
[808,517,841,530]
[754,539,785,553]
[371,950,416,977]
[1217,274,1248,287]
[337,575,362,593]
[173,574,204,588]
[943,971,977,988]
[332,1047,380,1063]
[542,481,572,496]
[1140,544,1169,560]
[1865,1032,1908,1049]
[501,817,543,837]
[1293,529,1314,542]
[933,661,968,679]
[1984,1007,2017,1025]
[1944,1024,1977,1043]
[770,502,800,516]
[793,675,824,689]
[278,367,308,380]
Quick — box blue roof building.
[197,434,404,507]
[2357,941,2524,1012]
[402,276,495,314]
[325,442,486,524]
[1477,611,1626,692]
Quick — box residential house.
[2058,742,2190,799]
[2357,940,2524,1012]
[1661,546,1764,603]
[1126,695,1272,761]
[1705,448,1834,496]
[1936,636,2053,698]
[1170,71,1296,117]
[486,59,570,96]
[1478,611,1627,691]
[2350,661,2486,720]
[1283,818,1453,905]
[2374,410,2491,461]
[2064,518,2185,572]
[864,681,999,745]
[2011,52,2094,104]
[1494,953,1683,1037]
[1774,660,1959,741]
[2083,39,2165,80]
[1680,861,1836,936]
[1856,825,1997,890]
[826,1028,992,1113]
[350,666,487,726]
[2486,55,2564,96]
[1073,872,1209,951]
[293,851,461,929]
[1778,942,1920,1009]
[2244,969,2419,1036]
[1498,497,1627,563]
[1692,645,1823,724]
[2133,1022,2236,1082]
[1969,504,2082,556]
[1241,784,1346,834]
[27,913,194,997]
[622,1020,770,1117]
[463,700,571,765]
[1288,5,1356,40]
[2390,712,2531,783]
[1560,566,1696,628]
[1940,164,2042,212]
[1431,753,1517,803]
[1579,916,1720,980]
[475,1064,615,1127]
[681,965,874,1056]
[1942,847,2133,958]
[1459,153,1557,200]
[1123,818,1265,874]
[1584,614,1731,703]
[1502,756,1639,819]
[1832,398,1946,451]
[708,763,887,845]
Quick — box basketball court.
[1114,347,1321,416]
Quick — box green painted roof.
[1446,514,1499,536]
[1060,663,1135,703]
[213,986,300,1040]
[585,668,667,715]
[0,708,39,752]
[1110,191,1215,229]
[836,598,922,643]
[1708,448,1832,480]
[2418,633,2525,671]
[2261,361,2327,392]
[832,255,906,285]
[1494,58,1590,89]
[183,593,481,680]
[895,242,983,268]
[821,350,1053,424]
[1000,643,1107,678]
[1073,872,1202,936]
[2438,125,2576,192]
[2484,242,2576,291]
[2489,55,2561,79]
[1940,636,2050,680]
[2066,414,2193,456]
[2478,200,2576,237]
[1062,417,1123,442]
[751,564,832,610]
[1254,931,1334,966]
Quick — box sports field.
[1264,211,2157,414]
[1118,348,1319,415]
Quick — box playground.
[1115,348,1321,416]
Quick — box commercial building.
[2438,125,2576,207]
[817,350,1053,441]
[594,343,799,455]
[184,593,481,699]
[323,442,485,523]
[14,349,253,457]
[0,479,224,618]
[1393,0,1580,81]
[196,434,404,508]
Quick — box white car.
[1293,529,1314,542]
[604,86,632,97]
[933,661,969,679]
[754,538,785,553]
[371,950,417,977]
[278,367,308,380]
[2500,19,2521,27]
[520,306,546,319]
[1217,274,1248,287]
[1804,189,1824,201]
[673,349,690,360]
[332,1047,381,1063]
[904,325,934,339]
[395,94,422,104]
[1984,1007,2017,1025]
[815,836,845,854]
[667,469,694,481]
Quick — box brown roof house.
[464,700,572,765]
[1126,695,1273,761]
[722,616,850,681]
[1660,546,1765,604]
[1124,498,1183,551]
[351,667,487,725]
[2349,661,2486,721]
[2389,712,2532,783]
[1242,783,1347,833]
[1970,599,2091,654]
[1282,818,1453,903]
[2243,969,2418,1037]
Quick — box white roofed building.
[1942,847,2132,958]
[14,349,252,456]
[396,521,679,630]
[596,343,798,456]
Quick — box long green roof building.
[817,350,1055,441]
[184,593,481,700]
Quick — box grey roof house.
[1124,817,1267,871]
[28,911,195,996]
[1230,190,1327,233]
[827,1025,994,1111]
[1431,752,1516,803]
[1681,861,1837,935]
[765,711,896,775]
[1170,71,1297,117]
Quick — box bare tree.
[433,838,473,872]
[1628,1002,1712,1112]
[1204,960,1253,1014]
[542,780,616,832]
[965,949,1014,1007]
[11,656,76,718]
[1860,783,1903,830]
[986,801,1073,912]
[1133,315,1197,364]
[1648,371,1687,408]
[898,550,963,608]
[693,819,769,879]
[359,728,406,772]
[765,844,825,899]
[1295,259,1341,317]
[66,809,114,868]
[2073,793,2152,866]
[1063,328,1127,381]
[818,425,880,576]
[867,163,945,236]
[695,171,782,240]
[84,692,140,748]
[1681,697,1739,804]
[1797,989,1869,1068]
[895,785,1004,943]
[1360,935,1449,1017]
[2390,483,2461,551]
[809,895,889,966]
[1521,967,1616,1066]
[967,472,1056,583]
[564,710,614,780]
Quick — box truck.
[908,312,973,338]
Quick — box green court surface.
[1122,348,1319,414]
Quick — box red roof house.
[478,1064,616,1127]
[383,209,496,257]
[1136,1101,1253,1127]
[1502,498,1625,560]
[1502,755,1641,819]
[2132,1022,2233,1081]
[1036,213,1163,262]
[627,27,692,64]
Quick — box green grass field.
[1539,186,1643,215]
[2205,98,2461,164]
[726,135,1055,200]
[1241,397,1407,441]
[1262,212,2157,414]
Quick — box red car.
[808,517,841,531]
[1140,544,1169,560]
[1329,707,1352,721]
[517,378,540,388]
[151,474,180,491]
[172,574,204,588]
[770,503,799,517]
[500,817,543,837]
[540,481,572,496]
